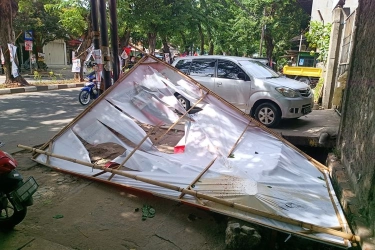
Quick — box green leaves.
[306,21,332,65]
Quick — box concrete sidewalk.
[0,82,85,95]
[0,66,85,95]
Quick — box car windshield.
[238,60,280,78]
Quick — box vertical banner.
[0,46,5,65]
[85,44,94,62]
[71,59,81,73]
[83,44,94,73]
[118,55,123,74]
[25,41,33,51]
[93,49,103,82]
[8,44,19,78]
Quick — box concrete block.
[24,86,37,92]
[10,88,25,93]
[0,89,11,95]
[36,85,49,91]
[48,85,58,90]
[57,84,68,89]
[67,83,77,88]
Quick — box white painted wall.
[43,39,67,66]
[311,0,358,23]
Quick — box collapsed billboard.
[22,55,358,248]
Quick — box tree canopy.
[0,0,310,83]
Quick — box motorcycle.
[78,71,102,106]
[0,142,38,229]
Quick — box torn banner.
[26,55,357,248]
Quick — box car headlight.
[275,87,299,98]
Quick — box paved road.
[0,88,85,153]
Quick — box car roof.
[174,55,267,63]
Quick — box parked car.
[172,55,314,128]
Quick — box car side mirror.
[237,72,247,81]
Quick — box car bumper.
[280,97,314,119]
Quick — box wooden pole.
[107,128,155,181]
[154,93,207,142]
[18,144,359,243]
[227,121,252,157]
[178,156,218,199]
[179,121,251,199]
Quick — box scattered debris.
[142,205,155,220]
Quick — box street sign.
[24,31,33,41]
[25,41,33,51]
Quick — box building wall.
[311,0,358,23]
[338,0,375,236]
[43,39,67,66]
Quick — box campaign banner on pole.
[8,44,19,77]
[93,49,103,82]
[85,44,94,62]
[0,46,4,65]
[25,41,33,51]
[72,59,81,73]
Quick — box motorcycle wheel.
[79,90,91,105]
[0,195,27,229]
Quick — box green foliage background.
[10,0,313,63]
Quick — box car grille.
[298,88,311,97]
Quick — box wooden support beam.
[107,128,155,181]
[18,144,359,244]
[154,93,208,142]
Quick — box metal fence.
[338,9,357,77]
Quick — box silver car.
[172,55,314,128]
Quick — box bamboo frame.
[19,144,359,243]
[179,121,252,200]
[107,128,155,181]
[28,54,339,237]
[46,141,52,165]
[154,93,208,142]
[33,54,328,173]
[33,55,151,155]
[178,156,218,199]
[226,121,252,157]
[161,60,329,173]
[323,170,346,231]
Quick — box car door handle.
[217,82,222,86]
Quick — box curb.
[0,83,85,95]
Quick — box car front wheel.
[176,95,191,110]
[254,103,281,128]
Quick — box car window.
[217,60,246,80]
[238,60,279,78]
[190,59,216,77]
[174,59,192,74]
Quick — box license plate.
[13,177,38,203]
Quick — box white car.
[172,55,314,128]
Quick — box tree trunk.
[0,0,29,85]
[119,28,131,48]
[198,23,205,55]
[207,30,214,55]
[147,32,157,55]
[161,36,171,63]
[264,32,274,64]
